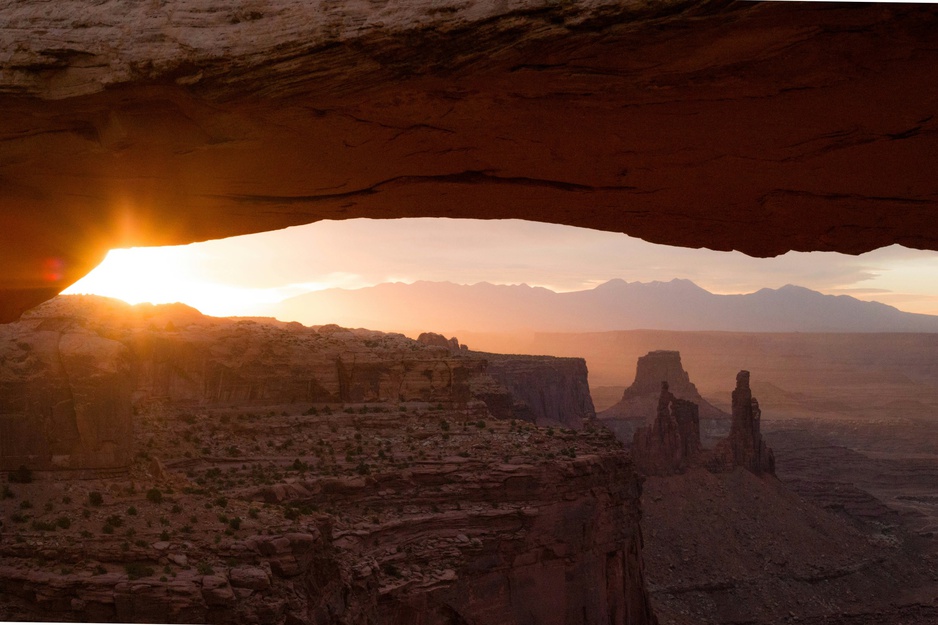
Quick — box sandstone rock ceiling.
[1,1,937,322]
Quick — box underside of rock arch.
[1,0,937,322]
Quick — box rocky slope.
[641,468,934,625]
[0,296,656,623]
[0,400,656,624]
[0,296,593,471]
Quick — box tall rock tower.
[712,371,775,475]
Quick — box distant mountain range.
[263,279,938,334]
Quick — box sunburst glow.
[61,219,938,318]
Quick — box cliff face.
[0,316,134,471]
[0,389,658,624]
[0,296,595,470]
[484,354,596,430]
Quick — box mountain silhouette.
[265,279,938,334]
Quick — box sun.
[61,247,284,317]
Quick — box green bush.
[88,491,103,506]
[146,488,163,504]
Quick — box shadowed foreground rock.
[2,3,938,321]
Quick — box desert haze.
[265,279,938,335]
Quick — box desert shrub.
[9,465,33,484]
[197,562,214,575]
[127,505,138,516]
[105,514,123,528]
[55,516,71,529]
[229,517,241,530]
[31,520,56,532]
[88,491,103,506]
[146,488,163,504]
[125,562,154,580]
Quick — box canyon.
[2,298,938,623]
[0,296,651,624]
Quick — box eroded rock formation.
[0,380,658,624]
[1,3,937,321]
[608,351,775,478]
[711,371,776,476]
[415,332,463,352]
[599,350,726,443]
[0,296,594,470]
[631,382,701,476]
[483,354,596,430]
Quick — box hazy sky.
[64,218,938,317]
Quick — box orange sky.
[64,218,938,318]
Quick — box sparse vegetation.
[125,562,155,580]
[9,464,33,484]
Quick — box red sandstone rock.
[0,296,593,470]
[710,371,776,476]
[416,332,462,351]
[631,382,702,476]
[599,350,727,445]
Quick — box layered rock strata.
[0,296,594,470]
[483,354,596,430]
[0,401,658,624]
